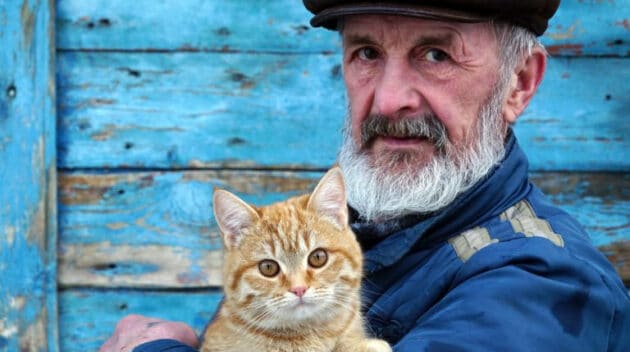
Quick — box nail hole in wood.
[93,263,117,271]
[127,69,141,77]
[6,84,16,99]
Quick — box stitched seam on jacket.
[501,200,564,247]
[449,227,499,262]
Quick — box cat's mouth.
[293,296,315,307]
[281,300,320,321]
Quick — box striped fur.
[202,168,391,352]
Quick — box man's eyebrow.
[343,32,457,48]
[413,33,456,47]
[343,34,378,47]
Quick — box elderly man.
[100,1,630,351]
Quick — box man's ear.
[503,47,547,124]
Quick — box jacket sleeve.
[132,339,198,352]
[392,238,625,352]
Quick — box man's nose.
[373,59,423,118]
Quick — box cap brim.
[310,3,492,30]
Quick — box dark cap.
[303,0,560,36]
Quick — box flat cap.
[303,0,560,36]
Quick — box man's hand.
[99,314,199,352]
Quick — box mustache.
[360,114,448,149]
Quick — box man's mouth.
[371,133,438,149]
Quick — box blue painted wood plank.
[545,0,630,56]
[59,289,223,352]
[57,171,630,288]
[56,51,345,170]
[58,170,320,288]
[517,57,629,171]
[531,173,630,248]
[55,0,340,53]
[56,52,629,171]
[55,0,630,57]
[0,1,58,351]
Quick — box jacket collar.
[350,130,532,273]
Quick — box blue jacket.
[135,133,630,351]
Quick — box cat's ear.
[307,167,348,229]
[213,189,259,250]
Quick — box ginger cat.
[201,167,391,352]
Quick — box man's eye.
[357,47,380,61]
[425,49,450,63]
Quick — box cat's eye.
[308,248,328,268]
[258,259,280,277]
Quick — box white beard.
[338,85,509,222]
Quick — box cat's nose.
[290,286,308,297]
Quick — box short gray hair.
[493,21,544,86]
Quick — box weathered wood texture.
[53,0,630,171]
[52,0,629,350]
[55,0,630,56]
[56,53,629,171]
[57,171,630,289]
[0,1,58,351]
[59,289,222,352]
[58,171,319,288]
[56,51,345,170]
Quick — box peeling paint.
[58,242,223,288]
[20,0,35,50]
[106,222,129,230]
[19,310,48,352]
[10,296,26,310]
[0,323,18,339]
[2,0,58,349]
[546,44,584,55]
[547,22,580,40]
[615,19,630,31]
[90,129,114,141]
[25,137,47,249]
[89,123,185,142]
[5,226,15,246]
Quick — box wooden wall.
[1,1,58,351]
[2,0,627,350]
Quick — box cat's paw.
[364,338,392,352]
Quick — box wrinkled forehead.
[341,14,497,49]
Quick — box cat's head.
[213,167,363,329]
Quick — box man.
[100,1,630,351]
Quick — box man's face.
[339,15,510,221]
[342,15,503,170]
